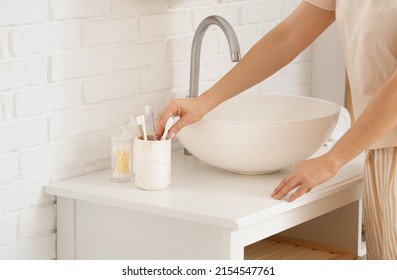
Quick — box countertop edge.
[45,184,240,229]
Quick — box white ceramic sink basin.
[177,94,340,174]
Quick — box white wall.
[311,23,346,105]
[0,0,309,259]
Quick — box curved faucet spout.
[185,15,241,155]
[189,15,241,100]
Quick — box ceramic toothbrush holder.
[133,135,171,190]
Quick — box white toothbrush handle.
[161,117,174,140]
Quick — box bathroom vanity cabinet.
[46,148,364,260]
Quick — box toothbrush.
[136,115,147,141]
[161,116,174,140]
[144,105,156,140]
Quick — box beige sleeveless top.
[305,0,397,149]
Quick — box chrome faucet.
[185,15,241,155]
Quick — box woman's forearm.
[328,68,397,167]
[200,1,335,111]
[202,27,297,108]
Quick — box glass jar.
[111,126,133,182]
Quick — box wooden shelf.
[245,235,357,260]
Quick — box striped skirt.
[364,147,397,259]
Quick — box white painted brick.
[0,0,47,27]
[49,48,113,81]
[200,54,235,83]
[139,11,192,38]
[193,5,239,29]
[262,20,279,34]
[141,66,173,93]
[0,234,56,260]
[0,59,46,91]
[14,82,82,117]
[10,22,80,56]
[47,164,85,183]
[18,205,56,239]
[170,63,190,89]
[219,24,264,54]
[48,105,108,140]
[0,154,18,185]
[282,0,301,19]
[50,0,112,20]
[265,85,312,97]
[18,137,86,178]
[85,131,111,163]
[0,95,12,122]
[111,0,170,16]
[109,93,164,128]
[109,98,141,128]
[281,62,311,86]
[0,176,52,214]
[0,30,8,58]
[113,41,166,71]
[0,215,17,246]
[81,18,137,47]
[82,70,139,103]
[0,119,47,154]
[83,159,110,175]
[167,33,218,63]
[261,62,312,91]
[167,36,193,63]
[260,73,281,92]
[240,0,282,25]
[169,0,217,8]
[140,62,189,93]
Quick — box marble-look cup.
[133,135,171,190]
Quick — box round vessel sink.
[177,94,340,174]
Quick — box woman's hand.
[155,96,211,140]
[271,153,342,202]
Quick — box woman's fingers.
[272,174,312,202]
[287,185,312,202]
[167,115,192,138]
[155,97,209,139]
[272,176,302,200]
[272,155,340,203]
[155,100,180,139]
[271,174,294,198]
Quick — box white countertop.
[46,147,364,230]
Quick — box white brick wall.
[9,22,80,56]
[0,0,309,259]
[81,18,137,47]
[49,48,113,81]
[0,119,47,154]
[14,82,82,117]
[0,154,18,185]
[113,41,166,70]
[0,30,8,59]
[83,70,140,103]
[0,59,46,91]
[0,0,47,27]
[50,0,112,20]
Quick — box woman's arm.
[156,1,335,138]
[272,67,397,202]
